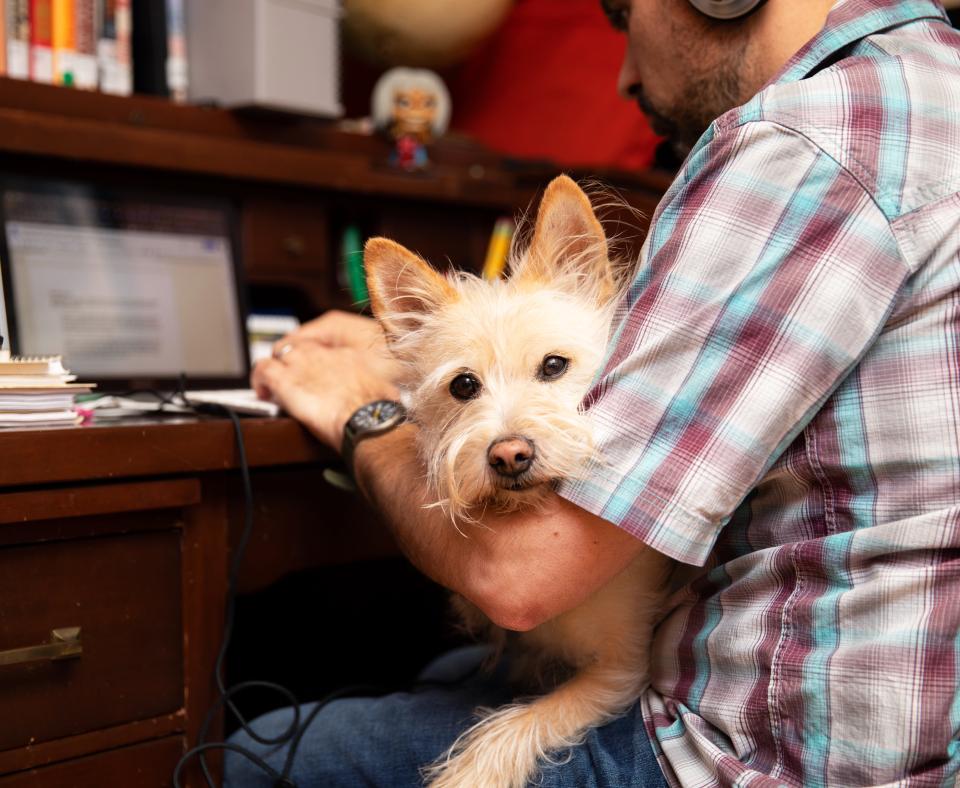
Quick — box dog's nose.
[488,437,535,478]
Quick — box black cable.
[169,392,323,788]
[129,381,484,787]
[96,381,341,788]
[88,381,352,786]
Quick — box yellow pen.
[482,218,515,281]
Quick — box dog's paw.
[422,705,555,788]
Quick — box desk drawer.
[0,530,183,751]
[244,196,330,273]
[0,735,183,787]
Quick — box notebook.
[0,351,94,427]
[0,176,280,417]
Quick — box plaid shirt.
[557,1,960,785]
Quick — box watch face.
[350,400,404,431]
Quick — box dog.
[363,175,673,788]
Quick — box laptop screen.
[0,177,249,388]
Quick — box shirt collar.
[773,0,950,85]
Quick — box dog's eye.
[539,355,569,381]
[450,373,482,401]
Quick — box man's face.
[602,0,755,148]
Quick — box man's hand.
[271,310,402,381]
[251,310,401,449]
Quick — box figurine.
[371,68,451,171]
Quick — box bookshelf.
[0,77,669,317]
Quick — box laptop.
[0,175,279,416]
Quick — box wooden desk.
[0,417,397,786]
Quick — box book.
[131,0,165,96]
[98,0,130,95]
[0,353,70,376]
[6,0,30,79]
[72,0,96,88]
[51,0,74,84]
[0,390,85,409]
[0,374,79,385]
[165,0,186,102]
[0,410,82,427]
[0,0,6,74]
[0,353,93,429]
[0,383,91,391]
[29,0,53,83]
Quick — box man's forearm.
[352,424,497,614]
[352,424,648,631]
[250,314,648,628]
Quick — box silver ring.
[274,342,294,360]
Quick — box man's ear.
[516,175,613,302]
[364,237,458,342]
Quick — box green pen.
[341,224,369,308]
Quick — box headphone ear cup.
[688,0,765,19]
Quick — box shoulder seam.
[711,117,894,223]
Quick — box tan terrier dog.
[364,175,672,788]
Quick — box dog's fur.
[364,176,672,788]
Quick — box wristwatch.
[332,399,407,489]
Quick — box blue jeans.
[224,645,667,787]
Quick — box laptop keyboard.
[185,389,280,417]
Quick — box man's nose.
[617,49,641,101]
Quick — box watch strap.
[334,400,407,488]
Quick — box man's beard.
[636,48,748,149]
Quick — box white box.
[187,0,342,117]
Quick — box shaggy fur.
[364,175,672,788]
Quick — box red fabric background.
[447,0,661,170]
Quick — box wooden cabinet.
[0,455,225,786]
[0,736,185,787]
[0,418,393,785]
[0,528,184,750]
[0,474,225,785]
[244,196,332,274]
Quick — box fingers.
[272,341,296,360]
[251,340,400,449]
[270,312,343,359]
[251,357,279,400]
[287,310,381,348]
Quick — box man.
[230,0,960,785]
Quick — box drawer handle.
[0,627,83,667]
[282,235,305,257]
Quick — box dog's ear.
[518,175,613,302]
[364,237,458,342]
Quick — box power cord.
[94,379,357,788]
[129,379,483,787]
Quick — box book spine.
[6,0,30,79]
[0,0,6,74]
[97,0,129,94]
[131,0,166,96]
[51,0,75,85]
[165,0,186,102]
[72,0,96,88]
[28,0,52,83]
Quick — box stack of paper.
[0,352,94,428]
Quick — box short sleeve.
[556,120,908,565]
